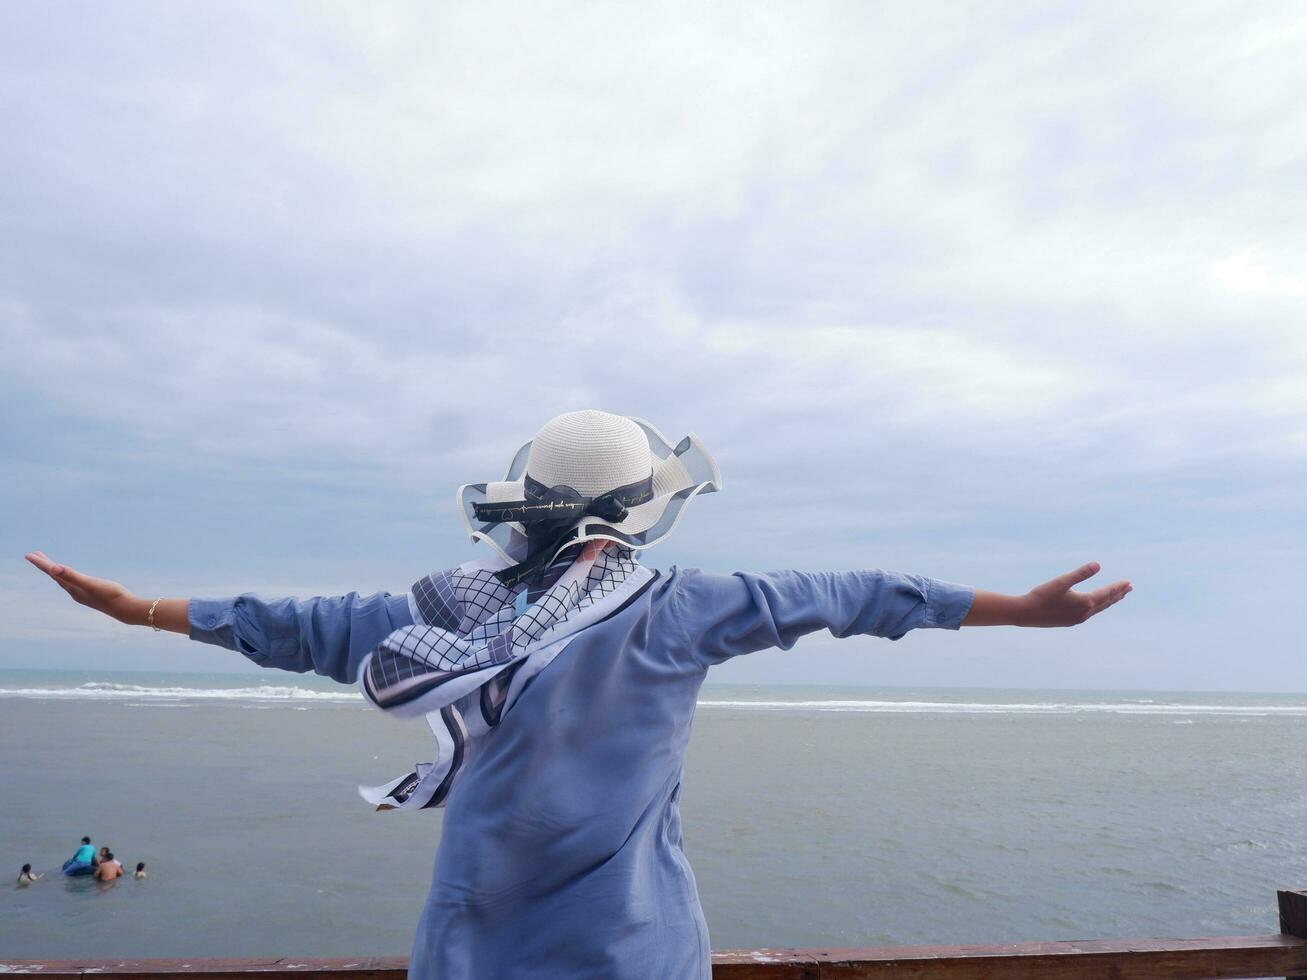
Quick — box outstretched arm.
[26,552,190,632]
[25,551,412,684]
[668,560,1131,667]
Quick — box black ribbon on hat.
[473,474,654,588]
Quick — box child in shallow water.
[28,410,1131,979]
[18,863,43,885]
[134,862,147,879]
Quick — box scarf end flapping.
[355,648,490,812]
[357,548,649,813]
[356,710,468,812]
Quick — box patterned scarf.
[357,542,652,811]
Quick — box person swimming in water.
[97,845,124,871]
[134,862,147,879]
[94,850,124,881]
[18,864,44,885]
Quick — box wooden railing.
[8,889,1307,979]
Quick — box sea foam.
[695,699,1307,716]
[3,682,1304,715]
[0,681,360,703]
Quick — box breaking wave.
[0,681,360,703]
[4,682,1304,716]
[695,699,1307,716]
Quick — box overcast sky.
[2,2,1304,690]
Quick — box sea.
[2,668,1306,960]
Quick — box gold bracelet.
[147,598,163,632]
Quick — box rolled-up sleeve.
[667,567,975,667]
[188,592,414,684]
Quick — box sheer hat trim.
[456,411,722,572]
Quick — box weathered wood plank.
[7,934,1307,979]
[0,960,406,979]
[713,935,1307,978]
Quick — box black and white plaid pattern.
[366,548,637,700]
[357,546,644,812]
[411,572,461,629]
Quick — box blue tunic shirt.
[190,565,974,979]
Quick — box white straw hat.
[456,410,722,575]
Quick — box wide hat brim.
[455,417,722,565]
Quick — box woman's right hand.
[25,551,148,625]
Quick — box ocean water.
[2,669,1306,959]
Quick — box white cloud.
[1212,253,1307,297]
[706,322,1079,419]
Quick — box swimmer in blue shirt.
[28,410,1131,979]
